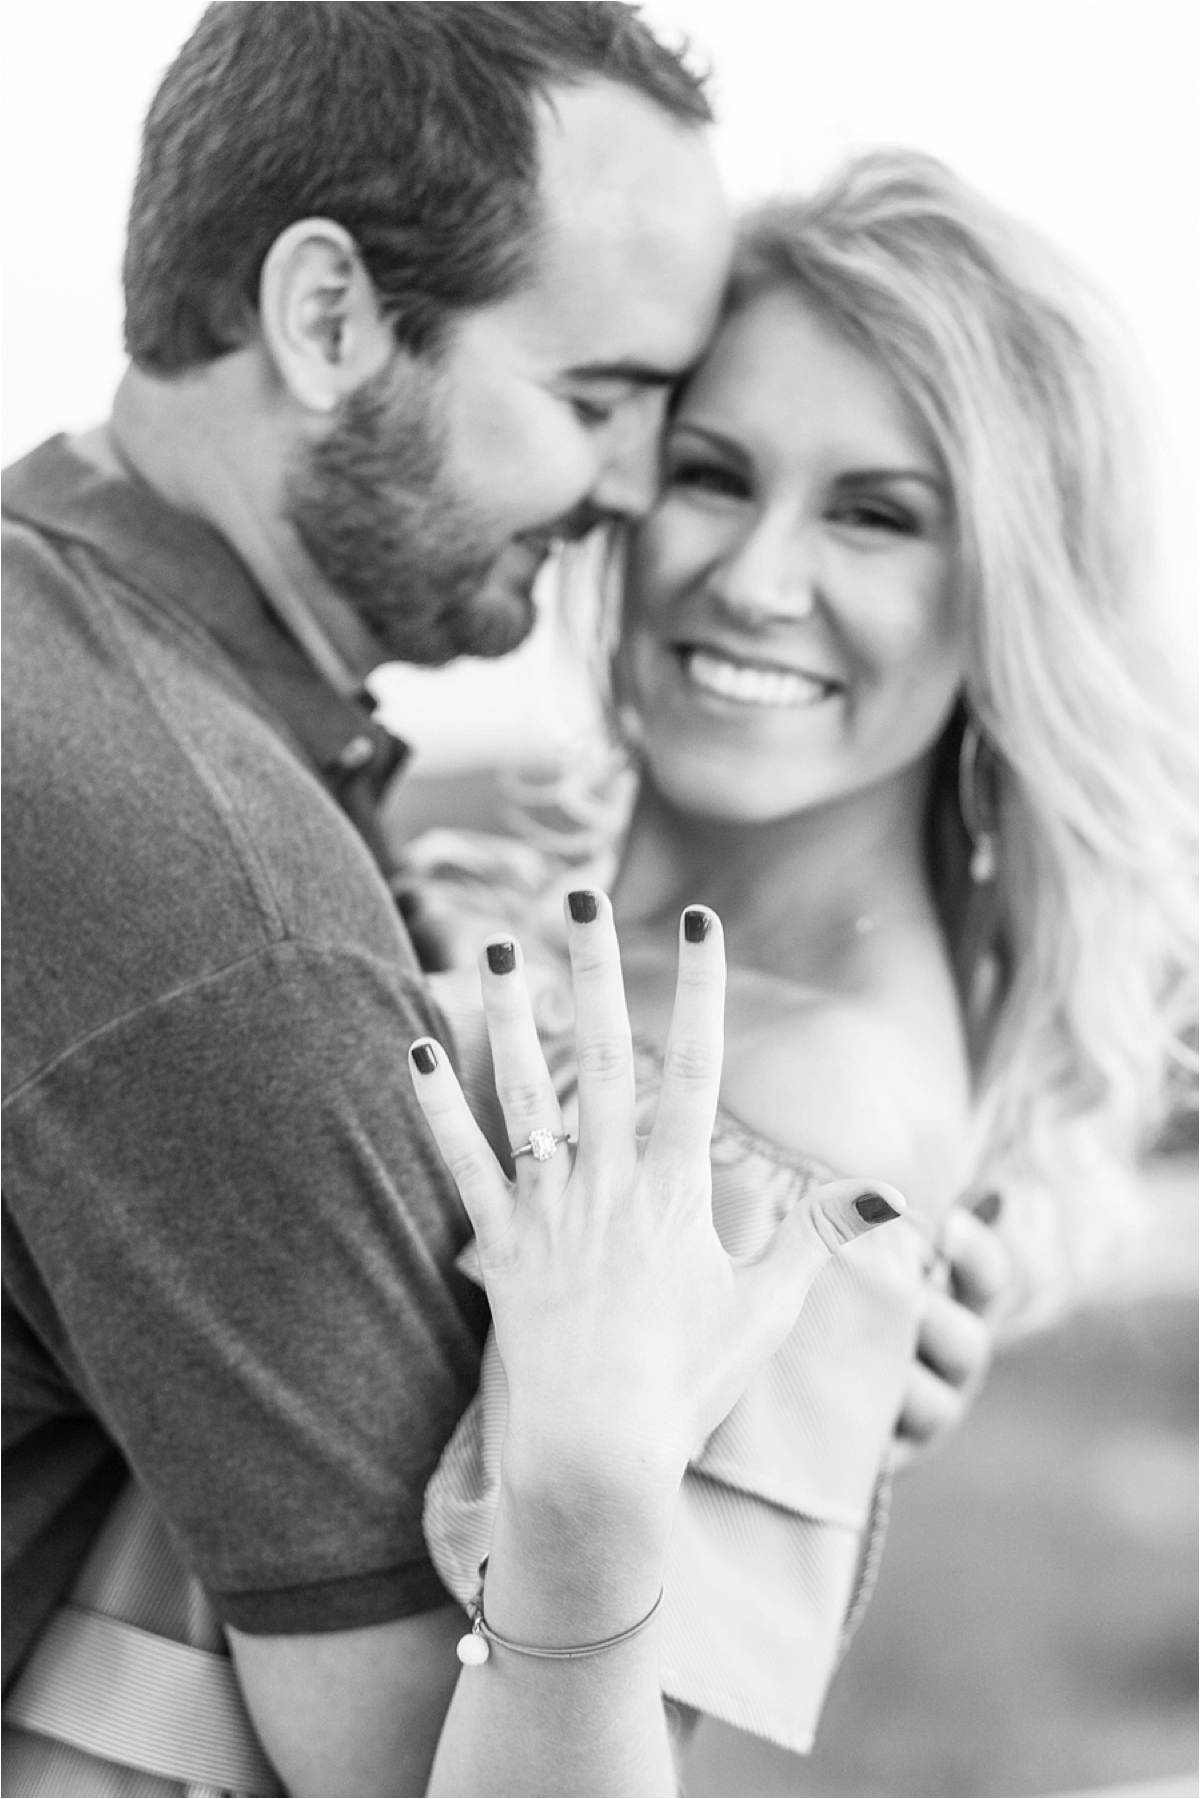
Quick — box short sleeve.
[2,938,488,1634]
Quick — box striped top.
[426,960,932,1755]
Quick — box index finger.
[407,1038,514,1250]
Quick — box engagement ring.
[510,1129,574,1163]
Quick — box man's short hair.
[123,1,711,372]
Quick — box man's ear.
[258,219,394,412]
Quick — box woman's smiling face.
[621,285,964,824]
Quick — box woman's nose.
[709,513,817,625]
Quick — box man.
[3,6,1002,1792]
[2,6,731,1789]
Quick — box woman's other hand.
[893,1195,1011,1467]
[409,890,905,1515]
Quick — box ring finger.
[479,937,571,1178]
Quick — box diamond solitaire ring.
[510,1129,574,1163]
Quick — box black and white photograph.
[2,5,1196,1796]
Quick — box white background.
[3,0,1196,769]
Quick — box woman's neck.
[611,759,939,990]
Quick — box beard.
[285,360,540,665]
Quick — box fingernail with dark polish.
[568,890,598,923]
[412,1042,438,1075]
[683,908,711,943]
[972,1190,1003,1226]
[486,940,516,975]
[855,1191,901,1224]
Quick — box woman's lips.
[676,644,840,709]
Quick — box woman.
[404,149,1196,1759]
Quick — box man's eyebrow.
[562,359,686,388]
[668,422,745,456]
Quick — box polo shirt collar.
[3,435,409,802]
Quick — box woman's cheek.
[613,629,658,719]
[839,550,958,669]
[629,499,720,616]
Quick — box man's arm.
[231,1533,677,1797]
[231,1488,680,1797]
[229,1609,466,1798]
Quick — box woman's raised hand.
[409,889,903,1508]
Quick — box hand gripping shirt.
[2,438,488,1683]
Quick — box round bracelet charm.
[456,1629,490,1666]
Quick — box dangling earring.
[958,717,999,884]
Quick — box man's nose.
[710,512,817,625]
[589,393,667,521]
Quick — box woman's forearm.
[429,1456,679,1796]
[411,898,902,1794]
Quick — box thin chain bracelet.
[456,1586,664,1665]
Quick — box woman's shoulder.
[396,825,575,966]
[719,970,973,1225]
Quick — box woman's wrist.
[501,1410,685,1545]
[486,1430,678,1647]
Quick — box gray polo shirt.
[2,437,487,1682]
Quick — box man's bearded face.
[284,83,735,668]
[286,359,541,666]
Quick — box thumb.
[742,1178,907,1316]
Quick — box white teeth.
[683,648,831,708]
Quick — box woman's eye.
[833,499,919,535]
[667,458,748,499]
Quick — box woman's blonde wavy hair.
[534,149,1197,1317]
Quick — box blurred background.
[677,1157,1198,1798]
[3,4,1196,1794]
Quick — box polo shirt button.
[338,734,375,772]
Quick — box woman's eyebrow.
[838,467,947,496]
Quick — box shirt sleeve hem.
[211,1558,456,1636]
